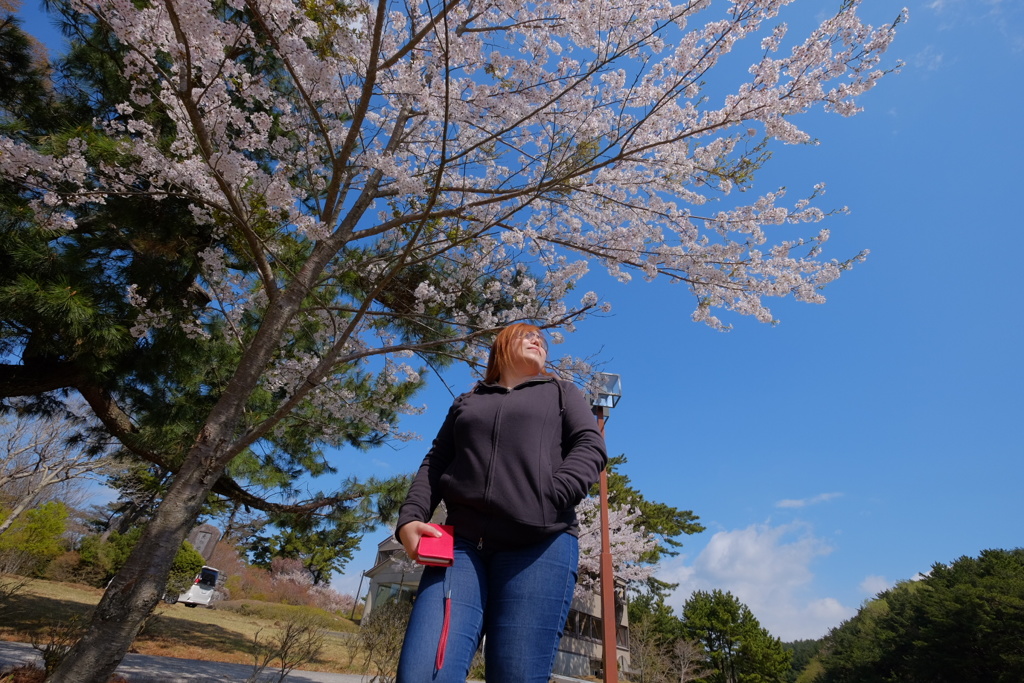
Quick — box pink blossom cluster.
[0,0,904,440]
[575,496,658,596]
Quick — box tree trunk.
[45,447,223,683]
[44,250,313,683]
[0,498,32,536]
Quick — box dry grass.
[0,577,363,674]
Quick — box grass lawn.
[0,576,364,674]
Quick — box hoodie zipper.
[480,386,508,524]
[476,377,553,552]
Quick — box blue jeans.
[396,532,578,683]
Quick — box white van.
[177,565,220,607]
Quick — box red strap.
[435,594,451,671]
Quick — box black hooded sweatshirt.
[396,375,607,550]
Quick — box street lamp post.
[590,372,622,683]
[350,571,367,621]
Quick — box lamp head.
[590,372,622,410]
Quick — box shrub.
[166,542,205,598]
[358,598,412,683]
[0,503,68,577]
[68,529,204,595]
[0,572,30,616]
[246,614,327,683]
[30,614,85,675]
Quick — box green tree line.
[627,547,1024,683]
[628,586,792,683]
[815,548,1024,683]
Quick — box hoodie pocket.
[495,449,560,528]
[440,452,488,510]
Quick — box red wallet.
[416,524,455,566]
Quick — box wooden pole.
[350,571,366,621]
[594,408,619,683]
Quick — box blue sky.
[16,0,1023,642]
[326,0,1024,642]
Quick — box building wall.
[186,524,221,562]
[558,589,631,677]
[362,538,420,616]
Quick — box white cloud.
[657,522,856,641]
[775,492,842,509]
[859,574,892,598]
[806,597,849,624]
[927,0,1024,31]
[912,45,946,72]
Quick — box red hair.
[483,323,550,384]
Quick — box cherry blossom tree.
[576,496,658,595]
[0,0,904,679]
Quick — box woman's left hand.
[397,521,442,562]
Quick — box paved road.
[0,640,580,683]
[0,640,377,683]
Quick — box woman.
[395,323,607,683]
